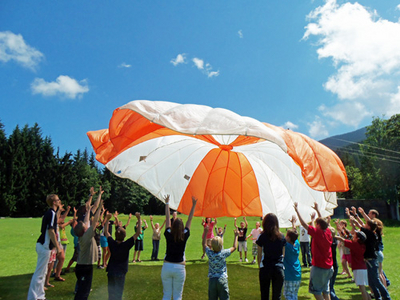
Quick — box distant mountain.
[319,127,367,150]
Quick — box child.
[215,224,227,240]
[294,202,333,300]
[234,217,248,262]
[150,215,166,261]
[203,225,238,300]
[246,221,262,264]
[132,218,148,262]
[283,216,301,300]
[65,207,79,273]
[337,219,352,279]
[336,224,369,300]
[114,211,132,231]
[299,224,311,267]
[104,211,142,300]
[201,217,217,259]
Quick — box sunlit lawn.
[0,215,398,299]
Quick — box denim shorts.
[376,250,384,263]
[309,266,333,295]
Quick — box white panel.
[106,135,216,210]
[237,141,334,227]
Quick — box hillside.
[319,127,367,150]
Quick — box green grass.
[0,215,398,299]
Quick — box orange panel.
[177,148,262,217]
[87,108,225,165]
[263,123,349,192]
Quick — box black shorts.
[135,239,143,251]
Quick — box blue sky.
[1,0,400,155]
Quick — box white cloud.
[170,53,187,66]
[0,31,43,70]
[192,57,204,70]
[31,75,89,99]
[308,117,329,138]
[304,0,400,130]
[396,4,400,11]
[118,62,131,68]
[208,70,220,78]
[282,121,299,131]
[238,30,243,38]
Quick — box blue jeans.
[152,239,160,260]
[329,265,340,300]
[300,242,311,266]
[366,259,391,300]
[259,266,284,300]
[108,272,126,300]
[74,264,93,300]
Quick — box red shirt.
[344,240,367,270]
[308,226,333,269]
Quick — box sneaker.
[245,258,248,262]
[252,259,256,264]
[97,265,104,269]
[239,259,242,262]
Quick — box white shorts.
[238,241,247,252]
[353,269,368,286]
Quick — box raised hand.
[163,194,170,204]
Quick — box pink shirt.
[203,221,216,239]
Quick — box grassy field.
[0,215,398,299]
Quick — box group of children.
[28,189,392,300]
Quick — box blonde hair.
[46,194,58,207]
[211,236,223,252]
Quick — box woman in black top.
[256,213,286,300]
[161,195,197,300]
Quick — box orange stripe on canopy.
[177,148,262,217]
[87,107,260,165]
[264,123,349,192]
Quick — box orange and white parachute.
[88,100,348,227]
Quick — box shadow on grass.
[3,263,367,300]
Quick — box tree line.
[0,122,164,217]
[0,115,399,218]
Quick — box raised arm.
[164,195,171,228]
[143,219,148,230]
[214,218,218,226]
[114,211,120,226]
[311,202,322,218]
[150,215,155,229]
[90,199,103,231]
[230,229,238,253]
[160,220,166,230]
[289,215,297,230]
[91,186,103,214]
[244,217,248,228]
[294,202,309,231]
[104,212,112,238]
[185,196,198,230]
[358,207,369,224]
[125,213,132,228]
[234,218,238,229]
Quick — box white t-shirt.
[299,225,310,243]
[251,228,262,244]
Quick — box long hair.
[262,213,281,241]
[373,218,384,236]
[171,218,185,243]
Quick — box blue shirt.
[283,240,301,281]
[205,247,232,278]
